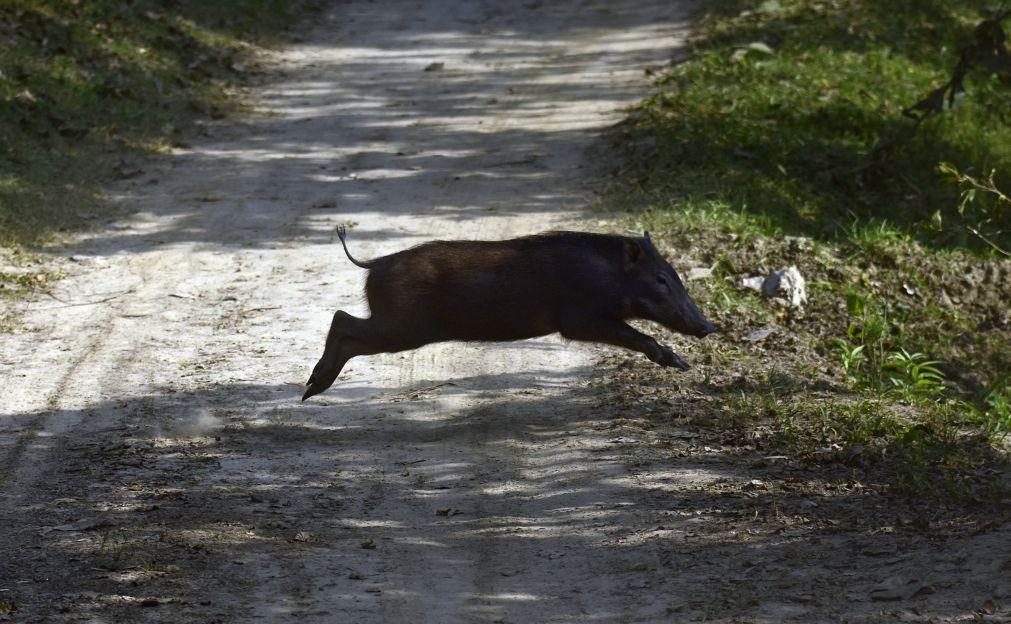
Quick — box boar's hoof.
[303,364,342,400]
[655,346,690,371]
[302,373,332,402]
[302,380,324,402]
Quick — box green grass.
[624,0,1010,253]
[611,0,1011,500]
[0,0,315,249]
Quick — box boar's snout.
[660,286,715,339]
[677,309,715,339]
[695,319,717,338]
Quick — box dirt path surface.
[4,1,1010,623]
[2,1,700,622]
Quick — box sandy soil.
[1,1,1008,623]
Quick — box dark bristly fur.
[302,228,715,401]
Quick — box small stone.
[784,235,811,251]
[15,89,37,105]
[742,326,775,342]
[761,266,807,308]
[686,267,713,281]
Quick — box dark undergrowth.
[0,0,318,249]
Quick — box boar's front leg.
[560,317,690,371]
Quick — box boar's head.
[622,232,716,339]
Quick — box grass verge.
[0,0,316,249]
[605,0,1010,502]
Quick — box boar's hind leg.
[303,310,368,401]
[303,311,431,401]
[559,317,690,371]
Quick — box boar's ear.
[623,238,644,271]
[643,231,651,242]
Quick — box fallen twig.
[42,288,136,307]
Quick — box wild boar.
[302,226,715,400]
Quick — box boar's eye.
[655,274,671,291]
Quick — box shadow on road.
[69,1,696,256]
[4,371,1007,621]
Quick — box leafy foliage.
[885,350,946,402]
[938,162,1011,256]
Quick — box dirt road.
[2,1,702,621]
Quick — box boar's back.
[363,232,627,342]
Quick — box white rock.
[761,265,807,308]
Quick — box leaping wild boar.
[302,226,715,401]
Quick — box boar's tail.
[336,225,373,269]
